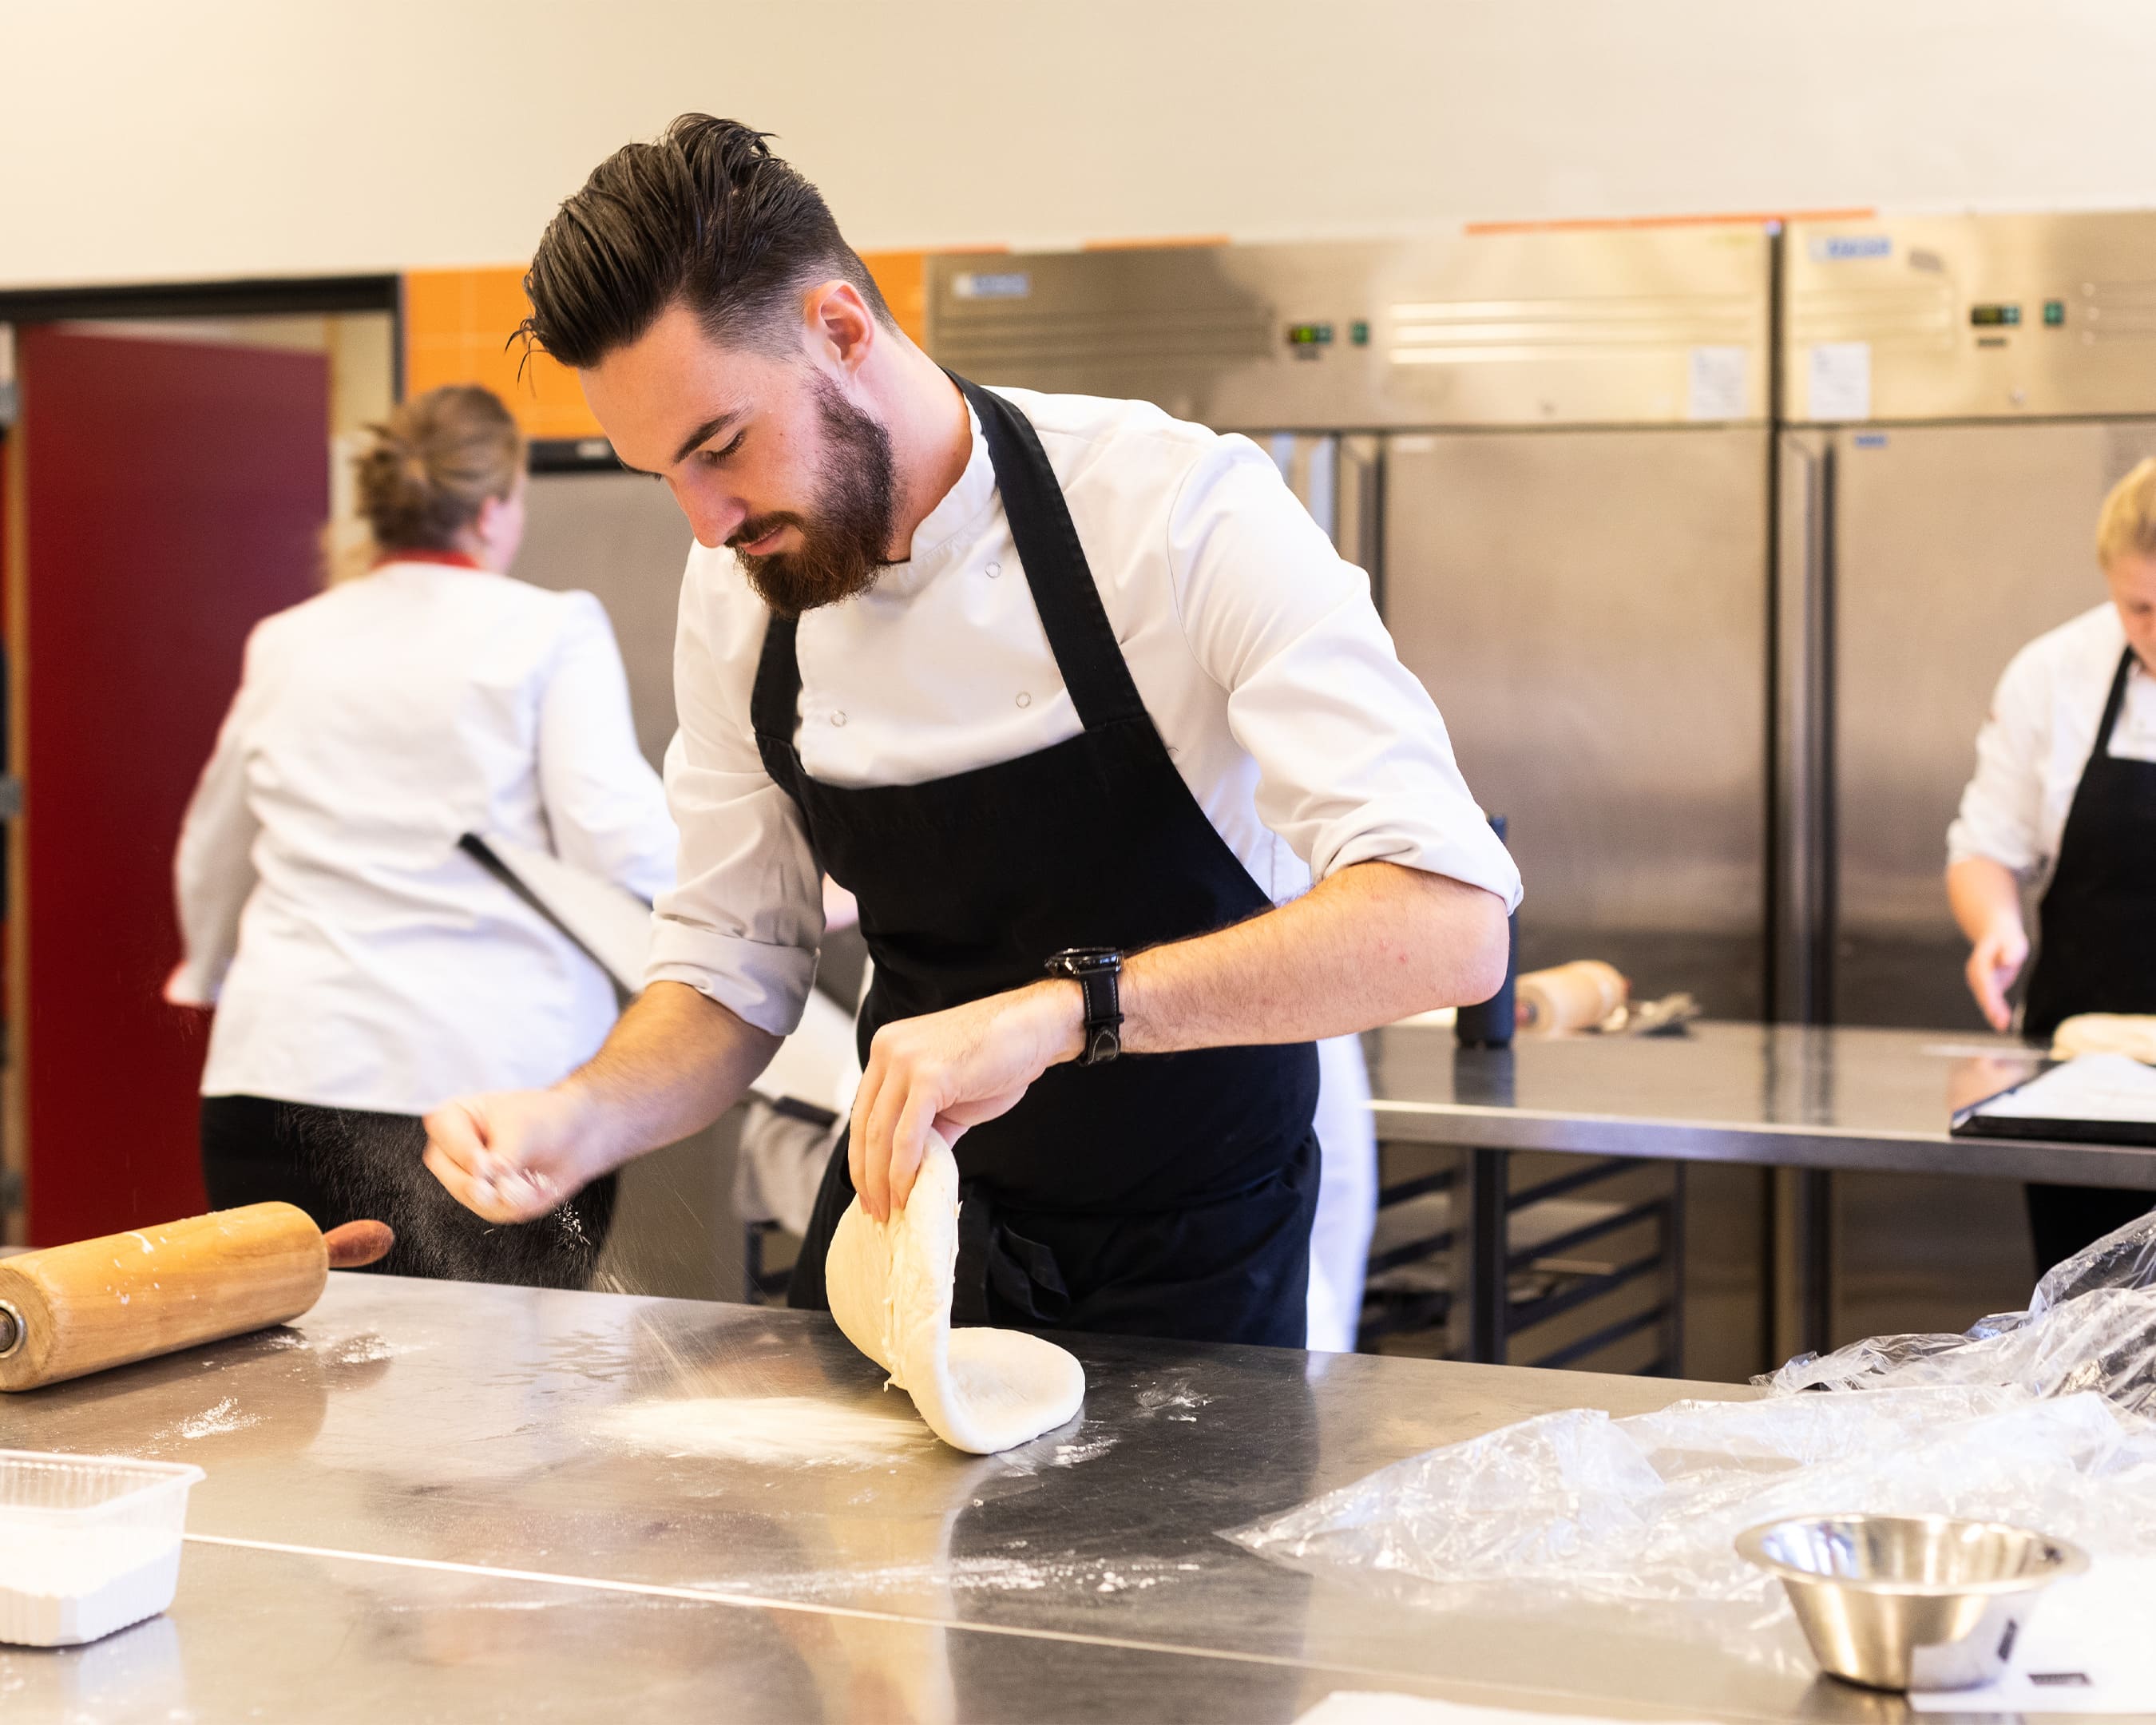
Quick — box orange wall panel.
[403,268,603,442]
[406,253,931,441]
[859,250,927,347]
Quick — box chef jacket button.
[985,561,1002,578]
[1015,692,1032,708]
[830,711,847,727]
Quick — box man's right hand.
[422,1086,608,1224]
[1965,920,2030,1033]
[422,981,782,1226]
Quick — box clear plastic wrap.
[1227,1208,2156,1605]
[1767,1205,2156,1406]
[1227,1386,2156,1604]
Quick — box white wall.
[5,0,2156,288]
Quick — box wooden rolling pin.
[1516,959,1630,1036]
[0,1204,393,1392]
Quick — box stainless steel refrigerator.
[926,232,1779,1378]
[927,230,1778,1017]
[1778,212,2156,1033]
[1775,212,2156,1343]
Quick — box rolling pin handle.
[0,1299,22,1361]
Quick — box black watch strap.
[1045,947,1123,1065]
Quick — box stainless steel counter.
[0,1271,1995,1723]
[1368,1021,2156,1188]
[1365,1021,2156,1362]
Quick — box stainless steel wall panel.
[929,229,1771,431]
[1785,212,2156,423]
[518,470,695,770]
[1383,427,1770,1016]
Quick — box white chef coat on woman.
[1948,602,2156,879]
[172,560,676,1116]
[649,385,1522,1035]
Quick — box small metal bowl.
[1736,1513,2087,1692]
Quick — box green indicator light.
[1286,322,1336,348]
[1971,303,2023,327]
[2044,299,2067,327]
[1349,319,1370,346]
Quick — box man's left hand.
[850,979,1083,1221]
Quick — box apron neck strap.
[750,375,1155,748]
[950,375,1149,732]
[2095,644,2139,751]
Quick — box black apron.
[764,377,1319,1346]
[2022,645,2156,1271]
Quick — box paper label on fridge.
[1806,341,1872,422]
[1686,347,1748,421]
[951,271,1031,300]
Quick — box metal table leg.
[1468,1147,1508,1364]
[1798,1167,1833,1354]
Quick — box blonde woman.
[170,385,675,1286]
[1948,455,2156,1271]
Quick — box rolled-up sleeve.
[644,549,823,1035]
[1167,440,1523,910]
[1948,647,2049,876]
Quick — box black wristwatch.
[1044,947,1123,1065]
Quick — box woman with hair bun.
[169,383,675,1287]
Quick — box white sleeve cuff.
[644,921,818,1038]
[1945,816,2039,879]
[1323,823,1524,911]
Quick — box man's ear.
[805,280,878,376]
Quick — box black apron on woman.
[2021,645,2156,1272]
[767,377,1320,1346]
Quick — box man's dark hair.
[518,115,894,370]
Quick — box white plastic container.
[0,1449,204,1646]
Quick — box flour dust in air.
[826,1131,1085,1454]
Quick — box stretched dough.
[825,1131,1085,1454]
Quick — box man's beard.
[731,379,898,618]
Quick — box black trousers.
[200,1094,616,1290]
[2026,1181,2154,1280]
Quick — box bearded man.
[422,115,1519,1347]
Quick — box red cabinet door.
[15,327,328,1243]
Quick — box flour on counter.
[328,1334,397,1366]
[593,1396,939,1466]
[1136,1382,1212,1422]
[707,1549,1191,1602]
[176,1399,256,1440]
[1049,1434,1117,1467]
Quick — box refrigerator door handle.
[1776,432,1837,1025]
[1338,433,1385,614]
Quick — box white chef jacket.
[1948,601,2156,882]
[173,560,676,1115]
[649,386,1522,1036]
